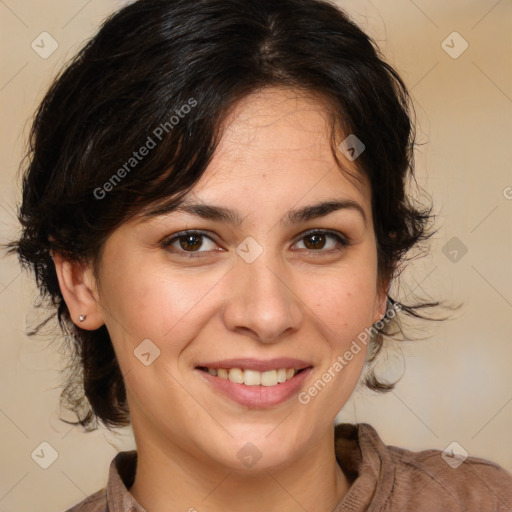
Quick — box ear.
[372,278,391,325]
[52,251,105,329]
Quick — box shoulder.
[62,449,139,512]
[63,488,107,512]
[388,443,512,508]
[335,423,512,511]
[362,423,512,510]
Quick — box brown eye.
[179,233,203,251]
[303,233,327,250]
[294,230,349,253]
[161,231,218,256]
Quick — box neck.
[128,424,350,512]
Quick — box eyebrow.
[144,198,366,226]
[286,199,366,226]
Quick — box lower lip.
[196,368,313,408]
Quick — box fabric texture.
[64,422,512,511]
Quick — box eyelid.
[161,228,350,257]
[160,230,221,254]
[291,228,350,250]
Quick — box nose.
[222,253,303,343]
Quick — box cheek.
[299,270,377,410]
[300,265,378,337]
[100,262,227,358]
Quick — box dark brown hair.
[5,0,444,431]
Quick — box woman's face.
[88,87,387,470]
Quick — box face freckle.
[92,86,388,472]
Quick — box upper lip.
[196,358,313,372]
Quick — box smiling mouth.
[196,366,309,387]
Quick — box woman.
[6,0,512,510]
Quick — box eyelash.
[160,229,350,258]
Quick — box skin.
[54,86,388,512]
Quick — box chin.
[204,426,303,471]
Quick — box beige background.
[1,1,511,511]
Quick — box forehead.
[134,86,372,225]
[192,86,370,205]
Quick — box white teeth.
[217,368,228,379]
[228,368,244,384]
[277,368,287,383]
[244,369,261,386]
[260,370,277,387]
[205,367,301,386]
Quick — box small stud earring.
[78,314,87,322]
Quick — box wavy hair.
[4,0,446,431]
